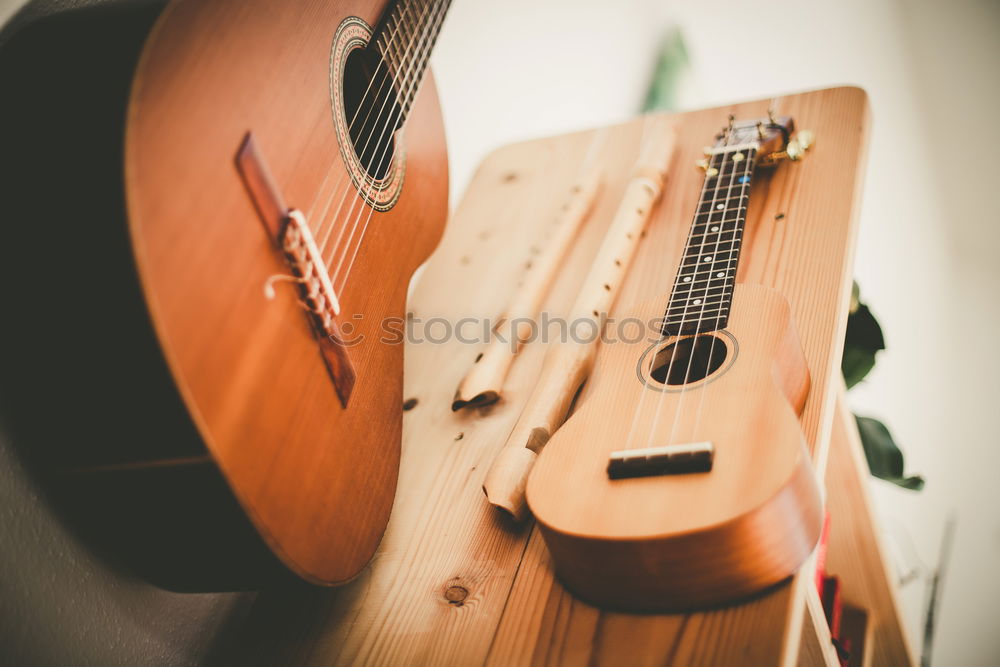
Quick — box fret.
[662,315,727,328]
[673,273,734,289]
[695,196,744,209]
[682,238,741,253]
[679,253,740,269]
[682,245,742,261]
[665,302,733,318]
[661,315,729,335]
[693,211,745,223]
[665,308,731,322]
[689,216,747,236]
[670,282,733,298]
[665,305,731,318]
[666,288,734,303]
[661,146,756,336]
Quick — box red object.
[822,575,843,640]
[815,511,831,594]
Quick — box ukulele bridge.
[607,442,714,479]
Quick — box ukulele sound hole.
[342,47,403,180]
[649,335,728,386]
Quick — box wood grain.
[799,582,841,666]
[241,87,871,665]
[825,393,918,666]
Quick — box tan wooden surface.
[799,583,841,667]
[240,87,870,665]
[826,393,919,666]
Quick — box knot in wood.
[444,585,469,605]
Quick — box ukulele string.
[687,95,782,441]
[313,0,443,275]
[304,0,415,232]
[648,129,739,452]
[620,117,665,450]
[686,139,753,444]
[620,115,697,451]
[312,0,437,255]
[329,0,450,293]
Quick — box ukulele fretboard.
[662,147,756,336]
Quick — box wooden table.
[237,87,915,666]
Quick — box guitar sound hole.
[649,335,728,386]
[342,47,403,180]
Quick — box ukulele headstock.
[699,112,814,169]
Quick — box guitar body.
[0,0,447,589]
[527,284,823,610]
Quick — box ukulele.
[0,0,450,589]
[525,116,823,611]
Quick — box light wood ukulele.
[0,0,450,589]
[526,115,824,611]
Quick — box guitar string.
[312,0,439,259]
[621,118,717,451]
[303,0,413,228]
[328,0,449,285]
[685,145,754,445]
[313,0,443,276]
[647,131,740,453]
[312,0,432,252]
[328,0,450,292]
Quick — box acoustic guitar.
[0,0,450,589]
[525,116,824,611]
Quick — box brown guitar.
[525,116,824,611]
[0,0,449,589]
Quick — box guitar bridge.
[236,132,356,408]
[282,209,341,318]
[607,442,714,479]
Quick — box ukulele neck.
[662,146,758,337]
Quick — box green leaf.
[842,283,885,389]
[641,28,689,113]
[854,415,924,490]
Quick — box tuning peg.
[785,130,815,161]
[796,129,814,151]
[696,158,709,170]
[786,140,804,161]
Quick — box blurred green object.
[855,416,925,490]
[842,281,886,389]
[641,27,689,113]
[842,282,923,490]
